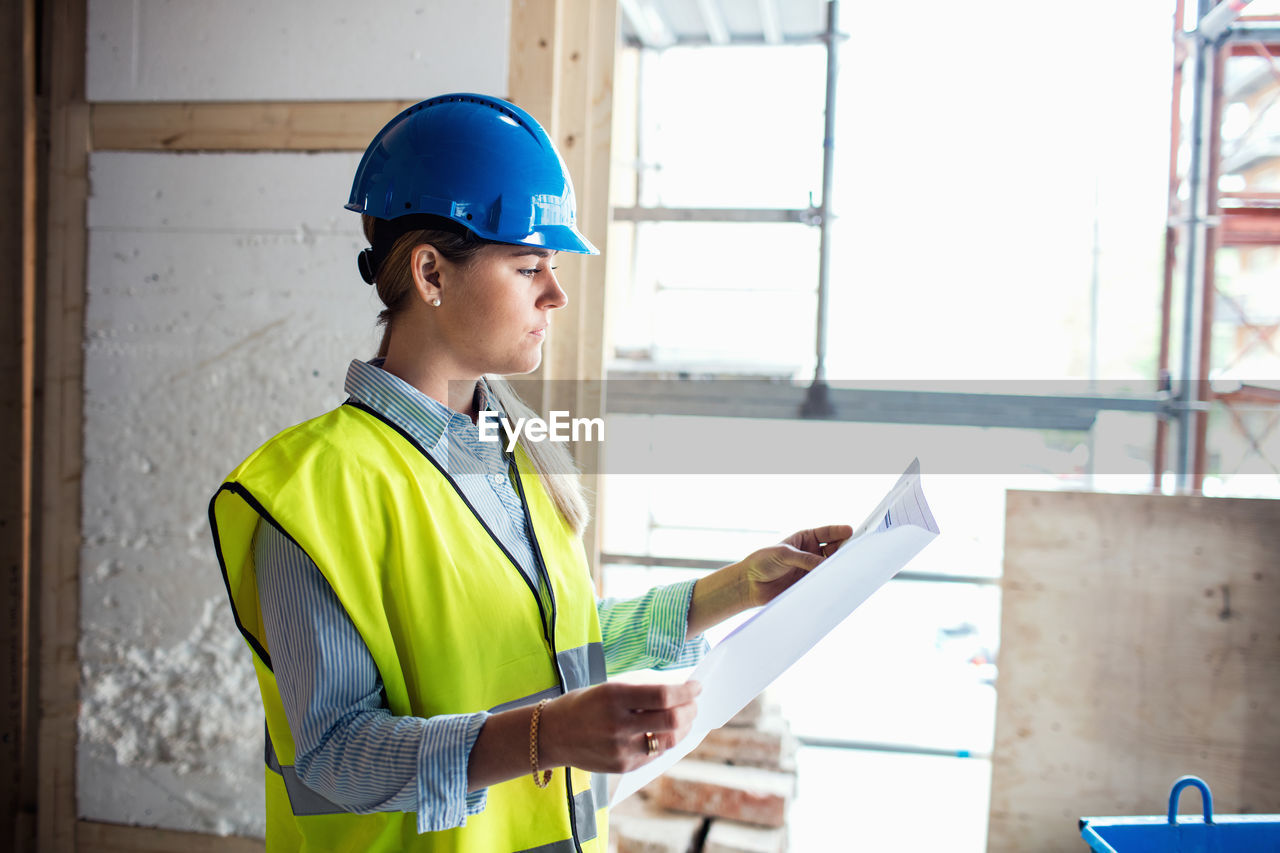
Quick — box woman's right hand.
[539,680,702,773]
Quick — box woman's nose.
[542,267,568,309]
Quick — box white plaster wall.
[87,0,509,101]
[79,0,512,834]
[79,151,384,835]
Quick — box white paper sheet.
[610,459,940,805]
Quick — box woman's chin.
[501,354,543,376]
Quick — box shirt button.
[491,473,505,486]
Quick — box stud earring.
[432,298,441,307]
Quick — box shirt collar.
[343,359,507,453]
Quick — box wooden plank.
[989,490,1280,853]
[570,0,617,584]
[2,0,38,849]
[507,0,562,417]
[508,0,561,142]
[90,100,419,151]
[507,0,618,582]
[17,0,38,845]
[39,1,88,851]
[78,821,263,853]
[544,0,595,485]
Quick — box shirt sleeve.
[596,579,709,676]
[254,521,489,834]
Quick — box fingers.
[609,680,701,715]
[638,723,688,756]
[628,697,698,736]
[602,681,701,741]
[815,523,854,544]
[572,681,700,769]
[790,523,854,557]
[775,543,823,572]
[820,523,854,551]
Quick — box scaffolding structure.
[612,0,1280,495]
[600,0,1280,814]
[1159,0,1280,490]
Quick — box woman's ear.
[410,243,442,305]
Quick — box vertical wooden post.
[1,0,39,849]
[508,0,617,582]
[38,0,89,850]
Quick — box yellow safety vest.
[209,401,608,852]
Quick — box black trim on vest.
[341,400,559,642]
[210,480,338,673]
[509,462,584,852]
[208,479,313,671]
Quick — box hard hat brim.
[489,224,599,256]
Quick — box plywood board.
[989,490,1280,853]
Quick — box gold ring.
[645,732,660,756]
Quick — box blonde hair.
[363,215,590,536]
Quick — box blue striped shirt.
[254,359,706,834]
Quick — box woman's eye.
[518,268,538,277]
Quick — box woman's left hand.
[739,524,854,608]
[686,523,855,639]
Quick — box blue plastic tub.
[1080,777,1280,852]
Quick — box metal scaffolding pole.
[803,0,840,417]
[1170,0,1255,489]
[1197,0,1257,43]
[1176,17,1210,489]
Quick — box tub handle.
[1168,775,1213,825]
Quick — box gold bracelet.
[529,698,553,788]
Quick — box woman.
[210,93,851,853]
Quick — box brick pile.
[610,693,798,853]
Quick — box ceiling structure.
[618,0,829,48]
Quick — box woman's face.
[434,242,567,377]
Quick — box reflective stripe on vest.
[264,724,346,818]
[261,644,609,820]
[491,643,606,713]
[211,403,608,852]
[265,723,609,841]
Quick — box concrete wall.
[79,1,509,836]
[87,0,507,101]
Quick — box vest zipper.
[509,460,585,853]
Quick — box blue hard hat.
[346,93,598,256]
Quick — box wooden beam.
[77,821,264,853]
[39,1,88,851]
[572,0,618,584]
[508,0,560,149]
[1,0,38,848]
[508,0,617,583]
[90,101,419,151]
